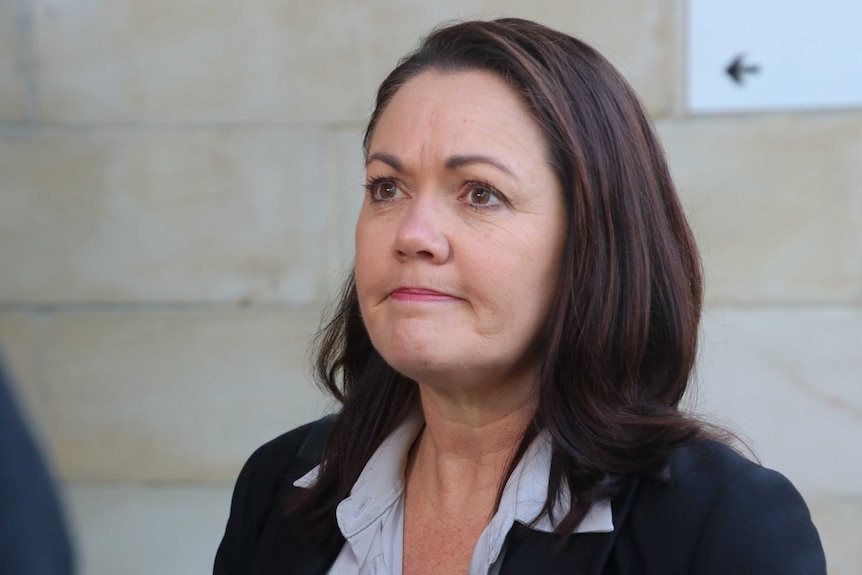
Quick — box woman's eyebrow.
[365,152,402,170]
[445,154,515,178]
[366,152,517,179]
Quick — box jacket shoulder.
[245,413,336,485]
[615,439,826,574]
[665,438,761,493]
[213,415,336,575]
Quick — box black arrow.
[726,54,761,85]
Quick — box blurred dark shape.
[0,354,74,575]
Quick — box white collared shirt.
[294,411,614,575]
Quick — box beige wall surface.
[1,1,860,573]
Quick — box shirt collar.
[500,433,614,534]
[294,411,614,546]
[294,409,425,539]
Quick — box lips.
[390,287,459,302]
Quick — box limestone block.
[0,127,331,304]
[493,0,678,118]
[0,0,29,120]
[34,0,674,123]
[693,307,862,495]
[807,495,862,575]
[658,116,862,304]
[331,125,365,275]
[42,310,333,481]
[64,482,233,575]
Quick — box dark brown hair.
[294,17,705,542]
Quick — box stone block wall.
[1,1,859,573]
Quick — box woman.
[215,18,826,575]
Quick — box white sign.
[687,0,862,113]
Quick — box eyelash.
[364,176,507,210]
[463,179,506,209]
[364,176,405,203]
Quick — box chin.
[374,339,460,381]
[378,348,444,380]
[369,320,448,364]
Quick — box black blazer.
[214,416,826,575]
[0,355,74,575]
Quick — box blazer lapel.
[256,478,641,575]
[256,415,343,575]
[500,477,641,575]
[255,496,344,575]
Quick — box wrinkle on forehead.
[368,70,548,183]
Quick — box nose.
[392,198,451,264]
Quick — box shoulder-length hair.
[293,17,704,541]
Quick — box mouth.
[389,287,460,302]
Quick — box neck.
[405,383,537,518]
[417,385,536,459]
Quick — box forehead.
[368,70,549,174]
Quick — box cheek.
[461,248,550,338]
[504,223,566,322]
[354,216,379,287]
[354,252,379,312]
[354,226,397,326]
[354,212,370,264]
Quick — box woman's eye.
[367,180,403,201]
[466,186,502,206]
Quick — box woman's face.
[355,69,567,395]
